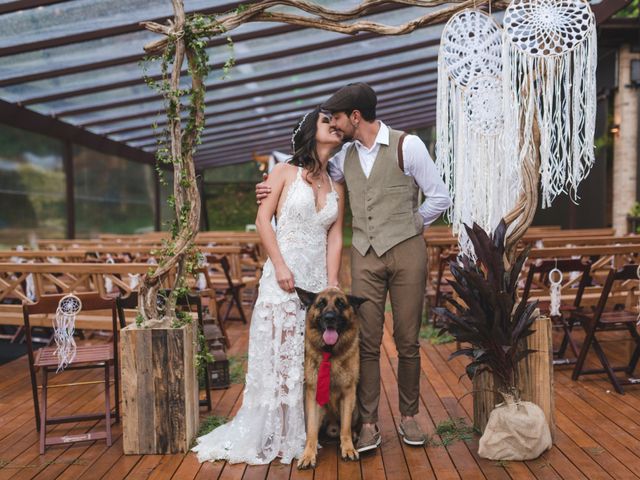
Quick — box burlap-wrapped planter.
[478,394,552,461]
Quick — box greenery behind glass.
[74,145,155,237]
[0,123,66,246]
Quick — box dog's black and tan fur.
[295,287,366,469]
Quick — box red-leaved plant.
[434,220,539,395]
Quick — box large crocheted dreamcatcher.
[436,8,517,254]
[502,0,597,208]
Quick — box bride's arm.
[255,164,295,292]
[326,182,345,288]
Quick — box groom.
[257,83,451,452]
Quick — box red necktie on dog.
[316,351,332,406]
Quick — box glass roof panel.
[0,0,232,48]
[62,47,438,126]
[0,30,158,81]
[109,69,439,142]
[0,7,442,104]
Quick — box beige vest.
[344,128,423,256]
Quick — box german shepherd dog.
[295,287,366,469]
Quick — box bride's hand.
[275,263,295,292]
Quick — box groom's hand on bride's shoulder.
[256,173,271,205]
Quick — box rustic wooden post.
[121,321,199,454]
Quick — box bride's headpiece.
[291,111,311,153]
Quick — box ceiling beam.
[0,98,153,165]
[0,0,69,15]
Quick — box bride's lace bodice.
[193,166,338,465]
[261,166,339,294]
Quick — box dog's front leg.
[298,387,322,469]
[340,385,359,461]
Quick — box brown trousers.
[351,234,427,423]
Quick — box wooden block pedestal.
[120,321,199,454]
[473,315,555,439]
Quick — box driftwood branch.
[138,0,201,328]
[142,0,509,54]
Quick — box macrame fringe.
[436,64,518,258]
[503,25,597,208]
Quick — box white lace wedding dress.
[193,167,338,465]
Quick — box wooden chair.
[571,264,640,394]
[430,251,458,326]
[205,255,247,324]
[115,290,213,411]
[521,258,592,365]
[23,293,119,454]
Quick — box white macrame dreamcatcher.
[548,267,563,317]
[53,294,82,372]
[502,0,597,208]
[436,8,518,254]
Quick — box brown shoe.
[398,417,426,446]
[356,424,381,453]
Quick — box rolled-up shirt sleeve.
[403,135,452,227]
[328,143,349,183]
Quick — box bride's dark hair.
[289,106,323,177]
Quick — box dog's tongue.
[323,328,339,346]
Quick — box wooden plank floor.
[2,317,640,479]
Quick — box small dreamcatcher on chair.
[53,294,82,372]
[548,267,563,317]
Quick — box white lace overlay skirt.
[192,260,308,465]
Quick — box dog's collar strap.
[316,351,332,407]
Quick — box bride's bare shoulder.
[269,163,298,182]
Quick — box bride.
[193,106,345,465]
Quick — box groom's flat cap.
[321,82,377,113]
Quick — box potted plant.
[627,202,640,234]
[434,221,552,461]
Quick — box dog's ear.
[295,287,317,308]
[347,294,367,310]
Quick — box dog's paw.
[297,450,317,469]
[341,443,359,462]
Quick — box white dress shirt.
[329,121,452,226]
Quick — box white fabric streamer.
[128,274,140,291]
[196,253,207,291]
[53,295,81,372]
[104,256,115,294]
[502,0,597,208]
[10,255,36,301]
